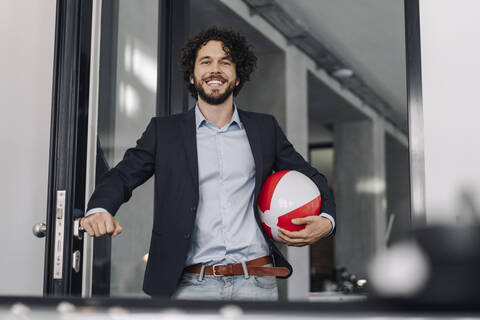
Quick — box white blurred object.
[219,304,243,320]
[332,68,354,78]
[108,306,129,313]
[57,301,76,314]
[357,279,367,287]
[10,302,30,316]
[368,241,430,297]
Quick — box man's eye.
[201,61,209,64]
[223,61,231,65]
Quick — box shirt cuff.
[319,212,335,236]
[85,207,108,217]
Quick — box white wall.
[0,0,56,295]
[420,0,480,225]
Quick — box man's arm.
[271,116,336,245]
[82,118,157,237]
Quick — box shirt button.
[184,233,191,239]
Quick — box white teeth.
[207,80,222,85]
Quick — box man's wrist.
[85,207,108,217]
[319,212,335,236]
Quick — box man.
[83,27,336,300]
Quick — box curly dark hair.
[180,27,257,99]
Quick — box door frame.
[44,0,93,296]
[404,0,426,227]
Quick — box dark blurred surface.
[412,225,480,304]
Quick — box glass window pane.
[95,0,159,298]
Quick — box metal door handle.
[32,223,47,238]
[32,220,85,239]
[73,218,85,239]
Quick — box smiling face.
[190,40,239,105]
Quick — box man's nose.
[210,61,221,73]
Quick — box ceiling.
[190,0,281,54]
[190,0,408,141]
[275,0,408,124]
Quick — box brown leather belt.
[184,256,290,277]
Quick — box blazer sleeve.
[86,118,157,215]
[271,116,336,221]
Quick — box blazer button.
[190,206,196,212]
[184,233,191,239]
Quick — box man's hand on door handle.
[80,211,123,237]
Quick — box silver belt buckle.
[212,264,223,276]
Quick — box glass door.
[92,0,159,297]
[83,0,188,297]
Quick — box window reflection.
[96,0,159,297]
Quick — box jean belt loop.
[241,261,249,279]
[198,265,206,281]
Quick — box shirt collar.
[195,103,243,130]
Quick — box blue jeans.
[172,272,279,301]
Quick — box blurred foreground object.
[369,225,480,303]
[334,267,368,294]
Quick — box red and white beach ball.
[257,170,321,242]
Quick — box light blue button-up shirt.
[184,105,270,266]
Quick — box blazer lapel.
[180,108,199,193]
[238,109,264,199]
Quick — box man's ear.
[236,79,240,87]
[189,75,194,85]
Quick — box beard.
[194,76,236,105]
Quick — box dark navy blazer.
[87,107,336,297]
